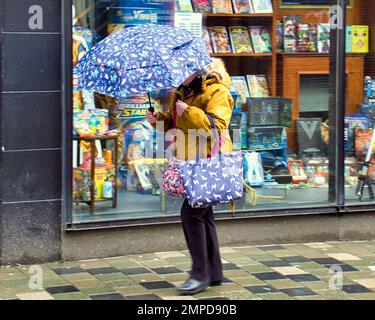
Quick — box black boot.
[178,278,209,295]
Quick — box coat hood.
[203,58,231,89]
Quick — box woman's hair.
[204,58,227,82]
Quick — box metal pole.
[328,0,347,205]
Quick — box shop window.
[68,0,358,225]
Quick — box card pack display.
[352,25,369,53]
[249,26,272,53]
[284,15,301,53]
[212,0,233,13]
[307,24,318,52]
[208,26,232,53]
[229,26,253,53]
[232,0,254,13]
[297,23,310,52]
[192,0,212,13]
[202,27,213,53]
[318,23,330,53]
[276,21,284,53]
[296,118,323,155]
[247,75,270,98]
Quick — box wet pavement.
[2,241,375,300]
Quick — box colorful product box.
[346,25,352,53]
[247,126,287,151]
[352,25,369,53]
[344,114,370,152]
[73,165,115,201]
[73,109,109,137]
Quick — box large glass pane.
[344,0,375,204]
[69,0,337,224]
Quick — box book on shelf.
[284,15,301,53]
[231,0,254,13]
[202,27,214,53]
[249,26,272,53]
[246,75,270,97]
[250,0,273,13]
[307,24,318,52]
[230,76,250,103]
[212,0,233,13]
[208,26,232,53]
[175,0,194,12]
[192,0,212,13]
[352,25,369,53]
[229,26,254,53]
[318,23,330,53]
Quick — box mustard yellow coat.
[157,71,234,160]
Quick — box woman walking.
[147,58,234,295]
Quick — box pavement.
[2,241,375,300]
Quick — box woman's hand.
[176,100,189,117]
[146,110,159,124]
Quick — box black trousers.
[180,200,223,282]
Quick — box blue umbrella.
[76,24,212,100]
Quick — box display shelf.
[211,53,273,57]
[205,1,278,97]
[278,52,368,57]
[73,134,119,215]
[205,13,274,18]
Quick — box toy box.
[247,98,279,126]
[247,97,292,128]
[345,114,370,152]
[355,128,375,161]
[364,77,375,104]
[73,165,115,201]
[359,104,375,124]
[247,126,287,151]
[243,152,265,187]
[73,109,109,137]
[352,25,369,53]
[296,118,323,155]
[288,159,308,183]
[229,111,243,150]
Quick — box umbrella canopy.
[76,24,212,99]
